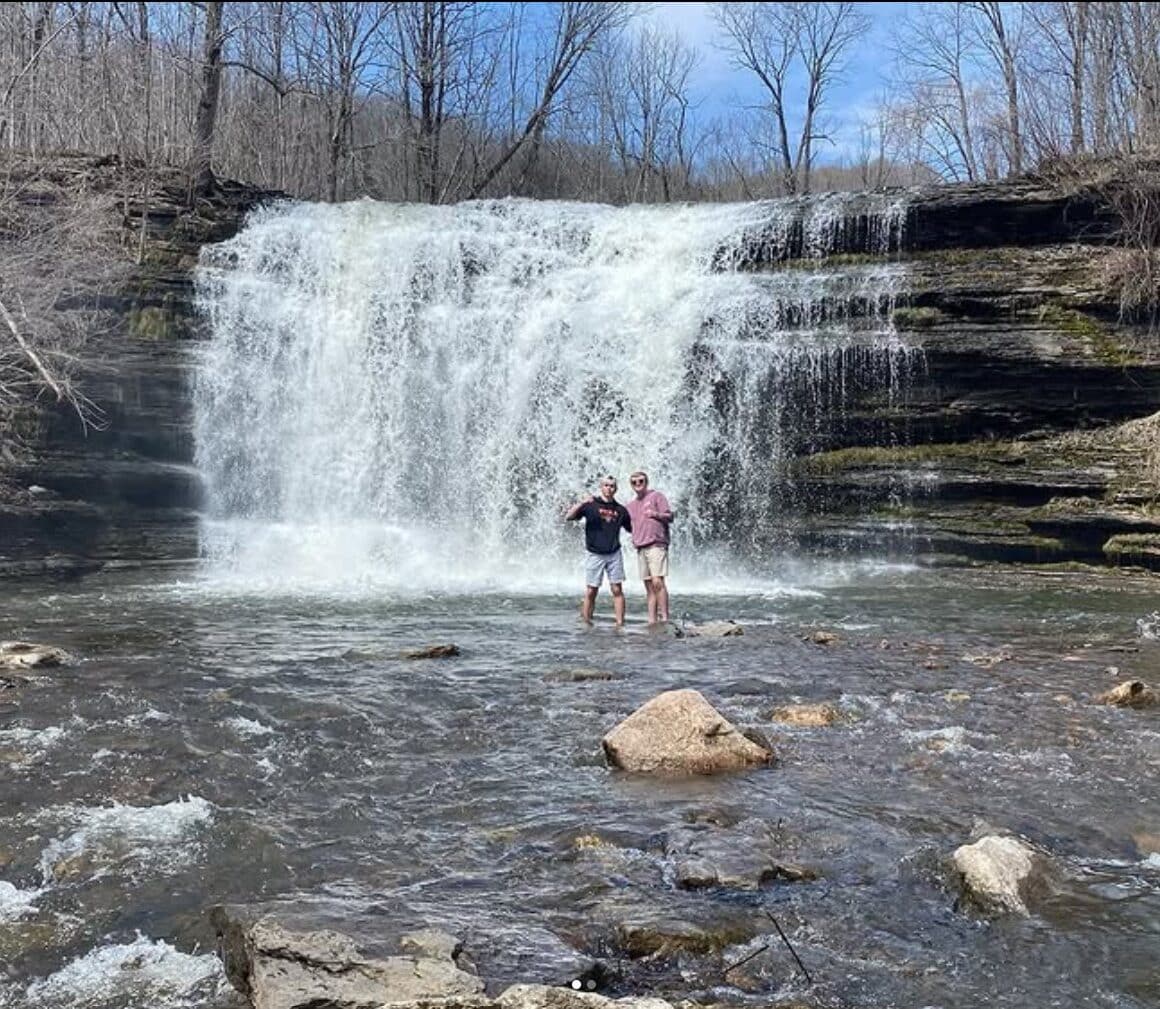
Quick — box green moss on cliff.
[795,440,1024,474]
[129,306,172,340]
[1035,304,1134,365]
[892,306,946,329]
[1104,533,1160,561]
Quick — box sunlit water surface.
[2,562,1159,1008]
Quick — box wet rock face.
[0,155,276,577]
[602,689,772,775]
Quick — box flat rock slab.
[498,986,674,1009]
[602,689,772,775]
[214,913,484,1009]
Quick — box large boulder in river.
[951,834,1051,916]
[0,641,71,669]
[212,911,484,1009]
[602,689,772,775]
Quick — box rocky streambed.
[1,565,1158,1008]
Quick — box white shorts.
[637,545,669,579]
[585,550,625,587]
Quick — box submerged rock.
[545,667,620,683]
[767,703,842,727]
[682,621,743,638]
[401,643,461,659]
[1096,679,1158,708]
[212,911,484,1009]
[666,818,818,890]
[602,689,772,775]
[803,629,839,646]
[0,641,71,669]
[951,834,1050,916]
[1133,831,1160,857]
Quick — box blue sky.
[642,2,908,163]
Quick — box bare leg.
[654,577,670,623]
[610,582,625,626]
[644,579,658,625]
[580,585,598,623]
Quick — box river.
[2,561,1158,1007]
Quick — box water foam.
[0,880,42,922]
[15,936,232,1009]
[36,796,214,882]
[0,725,66,764]
[195,195,915,593]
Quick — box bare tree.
[590,23,700,202]
[190,0,225,197]
[887,3,983,181]
[0,161,130,435]
[389,1,507,203]
[468,2,629,199]
[714,2,869,195]
[968,2,1025,173]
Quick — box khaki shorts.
[637,545,669,580]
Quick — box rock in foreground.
[952,834,1049,916]
[0,641,71,669]
[212,909,674,1009]
[213,913,484,1009]
[602,689,772,775]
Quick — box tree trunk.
[1070,1,1088,153]
[190,0,224,199]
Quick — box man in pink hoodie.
[625,471,674,625]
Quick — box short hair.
[600,474,617,485]
[629,470,648,482]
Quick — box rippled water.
[2,563,1159,1008]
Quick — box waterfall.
[193,194,914,593]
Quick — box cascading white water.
[193,194,914,593]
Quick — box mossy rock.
[1104,533,1160,562]
[794,440,1023,474]
[892,305,947,330]
[1034,304,1135,365]
[129,305,172,340]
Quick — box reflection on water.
[1,563,1159,1008]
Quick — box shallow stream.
[2,562,1159,1007]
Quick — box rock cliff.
[781,178,1160,568]
[2,155,1158,574]
[0,154,277,575]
